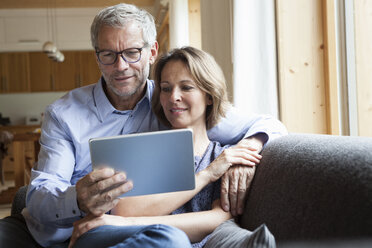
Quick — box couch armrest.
[239,134,372,242]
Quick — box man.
[0,3,286,247]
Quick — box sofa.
[11,133,372,247]
[238,133,372,247]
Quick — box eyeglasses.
[95,45,147,65]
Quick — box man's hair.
[90,3,157,49]
[152,46,231,130]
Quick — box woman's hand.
[68,214,128,248]
[206,145,261,183]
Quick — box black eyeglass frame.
[95,45,148,65]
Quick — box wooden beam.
[159,27,169,52]
[322,0,340,135]
[0,0,155,9]
[158,10,169,38]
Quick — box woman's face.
[159,60,212,130]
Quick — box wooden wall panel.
[276,0,327,134]
[354,0,372,137]
[201,0,233,101]
[188,0,201,49]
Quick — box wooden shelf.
[0,127,40,204]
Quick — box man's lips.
[114,75,133,81]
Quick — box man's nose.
[115,54,130,70]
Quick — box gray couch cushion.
[239,134,372,242]
[11,185,28,216]
[205,219,276,248]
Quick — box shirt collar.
[93,77,153,122]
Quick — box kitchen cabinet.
[54,51,81,91]
[0,52,30,93]
[79,51,101,86]
[0,14,48,52]
[29,52,53,92]
[28,50,100,92]
[29,51,80,92]
[0,8,99,52]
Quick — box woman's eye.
[160,87,171,92]
[182,86,193,91]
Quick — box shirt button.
[72,210,76,214]
[56,214,59,218]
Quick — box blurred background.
[0,0,371,210]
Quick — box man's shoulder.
[47,84,96,114]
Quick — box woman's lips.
[170,108,187,113]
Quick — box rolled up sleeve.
[208,106,287,146]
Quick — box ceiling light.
[42,41,57,54]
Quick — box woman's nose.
[170,88,181,102]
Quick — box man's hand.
[220,135,265,216]
[76,167,133,216]
[221,165,256,216]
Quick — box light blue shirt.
[23,78,287,246]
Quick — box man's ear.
[149,41,159,64]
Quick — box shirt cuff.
[56,186,84,220]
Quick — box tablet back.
[89,129,195,197]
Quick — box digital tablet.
[89,129,195,197]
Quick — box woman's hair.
[90,3,157,49]
[152,46,231,130]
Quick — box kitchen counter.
[0,125,41,204]
[0,125,40,134]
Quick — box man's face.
[96,23,157,99]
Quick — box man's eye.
[102,52,114,57]
[124,50,139,57]
[127,50,138,54]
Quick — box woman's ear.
[206,94,213,105]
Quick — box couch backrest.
[239,133,372,242]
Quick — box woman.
[69,47,261,248]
